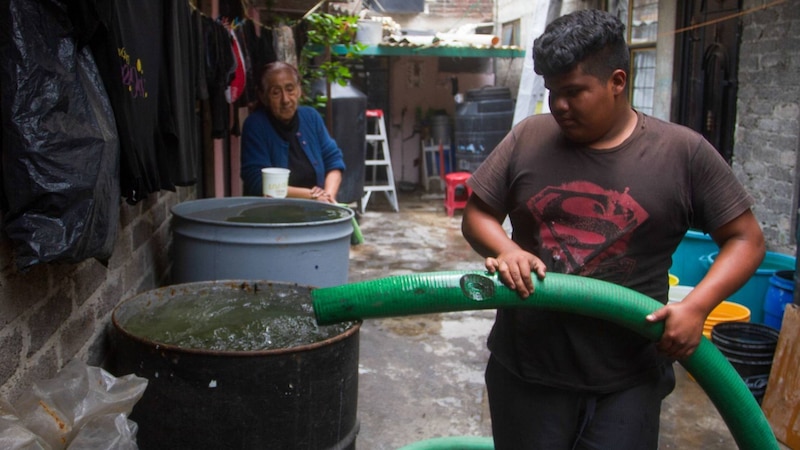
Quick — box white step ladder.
[361,109,399,213]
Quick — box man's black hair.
[532,9,629,81]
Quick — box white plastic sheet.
[0,360,147,450]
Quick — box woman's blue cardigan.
[240,106,345,196]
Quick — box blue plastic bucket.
[763,270,795,330]
[701,251,797,324]
[669,229,717,287]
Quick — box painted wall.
[495,0,547,101]
[496,0,546,56]
[387,56,495,186]
[652,1,676,121]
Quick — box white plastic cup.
[261,168,290,198]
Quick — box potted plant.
[300,12,366,110]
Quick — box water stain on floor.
[380,315,444,337]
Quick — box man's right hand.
[485,250,546,298]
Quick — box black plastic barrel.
[312,80,367,204]
[711,322,780,403]
[454,86,514,173]
[109,280,360,450]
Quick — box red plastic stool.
[444,172,472,216]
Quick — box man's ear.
[610,69,627,95]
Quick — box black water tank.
[110,280,360,450]
[454,86,514,173]
[312,80,367,204]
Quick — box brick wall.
[0,187,194,402]
[734,0,800,255]
[427,0,495,21]
[395,0,496,32]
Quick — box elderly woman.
[241,62,345,203]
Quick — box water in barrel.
[121,285,353,352]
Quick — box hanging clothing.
[226,29,246,105]
[234,22,254,109]
[89,0,165,203]
[191,7,210,102]
[202,16,236,138]
[159,0,201,186]
[239,19,277,107]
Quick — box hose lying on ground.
[397,436,494,450]
[312,271,778,450]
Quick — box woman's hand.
[309,186,336,203]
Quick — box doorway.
[674,0,743,163]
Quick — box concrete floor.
[348,189,783,449]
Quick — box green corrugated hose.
[397,436,494,450]
[312,271,779,450]
[338,203,363,245]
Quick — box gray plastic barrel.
[431,114,452,144]
[430,114,454,172]
[171,197,354,287]
[109,280,360,450]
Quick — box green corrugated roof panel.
[330,43,526,58]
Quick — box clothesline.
[188,0,317,32]
[188,1,250,29]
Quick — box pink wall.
[387,56,495,186]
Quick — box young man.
[461,9,765,449]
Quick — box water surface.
[122,286,353,351]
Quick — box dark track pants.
[485,356,675,450]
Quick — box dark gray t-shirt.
[468,111,753,392]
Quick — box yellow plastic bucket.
[703,301,751,339]
[668,274,679,286]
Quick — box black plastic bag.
[0,0,120,270]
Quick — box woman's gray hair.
[257,61,301,92]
